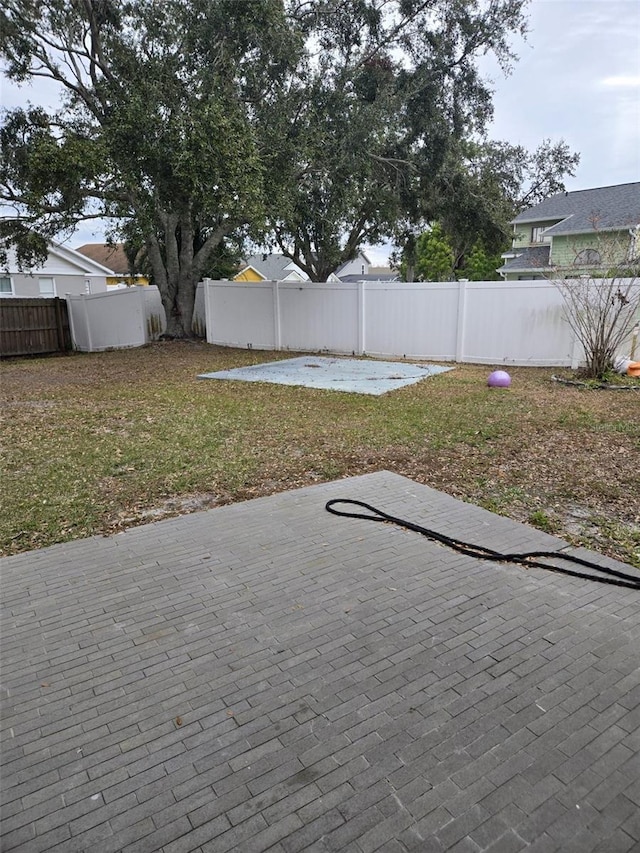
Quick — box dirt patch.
[116,492,222,526]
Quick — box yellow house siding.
[106,275,149,287]
[233,268,265,282]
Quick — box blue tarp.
[198,356,453,396]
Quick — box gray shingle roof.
[513,182,640,235]
[338,273,400,282]
[241,254,304,279]
[497,245,551,273]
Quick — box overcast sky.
[367,0,640,263]
[2,0,639,263]
[480,0,640,190]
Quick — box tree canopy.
[398,223,454,281]
[259,0,531,281]
[397,138,580,280]
[1,0,300,335]
[1,0,576,333]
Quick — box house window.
[39,277,55,296]
[531,226,547,243]
[0,275,13,295]
[573,249,601,266]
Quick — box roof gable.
[3,240,114,276]
[513,182,640,235]
[234,265,266,281]
[239,253,307,280]
[76,243,138,275]
[333,251,372,277]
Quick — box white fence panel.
[202,277,639,367]
[205,280,276,349]
[66,293,91,350]
[364,282,460,359]
[67,287,146,351]
[142,286,166,339]
[278,281,360,353]
[67,284,207,351]
[461,280,573,365]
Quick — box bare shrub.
[556,274,640,378]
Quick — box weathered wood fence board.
[0,298,72,357]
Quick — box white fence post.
[203,279,213,344]
[83,294,93,353]
[455,281,467,363]
[65,294,78,350]
[358,280,366,355]
[272,280,281,350]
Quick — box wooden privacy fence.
[0,298,72,357]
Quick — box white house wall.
[3,244,110,297]
[335,254,370,277]
[7,272,107,298]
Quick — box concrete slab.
[198,356,453,395]
[1,472,639,853]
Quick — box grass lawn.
[1,341,638,566]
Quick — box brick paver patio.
[1,471,639,852]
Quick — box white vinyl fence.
[204,278,588,366]
[67,284,205,351]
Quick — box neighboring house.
[338,265,399,283]
[233,254,307,282]
[498,182,640,280]
[1,240,110,297]
[328,252,372,281]
[76,243,149,287]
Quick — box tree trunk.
[160,275,197,338]
[147,211,203,338]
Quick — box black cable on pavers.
[325,499,640,590]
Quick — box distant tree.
[396,138,580,275]
[401,223,455,282]
[458,241,503,281]
[438,138,580,267]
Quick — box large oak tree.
[1,0,531,329]
[259,0,530,280]
[1,0,300,336]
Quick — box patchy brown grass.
[1,342,638,566]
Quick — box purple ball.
[488,370,511,388]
